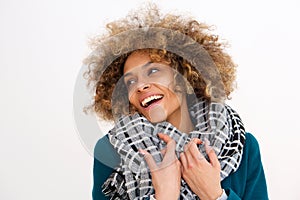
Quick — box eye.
[126,78,136,88]
[148,68,159,76]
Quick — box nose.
[137,83,151,92]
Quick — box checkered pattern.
[101,99,245,200]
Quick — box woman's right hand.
[139,133,181,200]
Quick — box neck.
[167,98,194,133]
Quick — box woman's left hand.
[180,138,223,200]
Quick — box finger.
[157,133,177,160]
[183,138,202,152]
[157,133,172,143]
[183,142,196,168]
[192,138,203,145]
[207,149,220,169]
[139,149,158,171]
[204,138,220,169]
[159,140,178,170]
[164,139,177,161]
[204,138,212,153]
[186,139,205,162]
[160,148,167,156]
[179,152,187,169]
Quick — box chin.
[143,105,167,123]
[147,116,166,124]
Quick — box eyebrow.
[123,61,153,78]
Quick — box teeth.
[141,95,163,107]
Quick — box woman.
[85,3,268,200]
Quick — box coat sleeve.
[242,133,268,200]
[225,133,269,200]
[92,136,120,200]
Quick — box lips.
[140,94,163,108]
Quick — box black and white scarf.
[102,99,245,200]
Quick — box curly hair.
[84,3,237,121]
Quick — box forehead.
[123,51,151,74]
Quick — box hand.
[180,138,223,200]
[139,133,181,200]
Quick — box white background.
[1,0,300,199]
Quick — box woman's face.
[123,51,185,124]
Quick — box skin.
[123,51,194,133]
[180,138,223,200]
[123,51,223,200]
[139,134,181,200]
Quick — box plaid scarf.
[102,100,245,199]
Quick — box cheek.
[128,93,139,107]
[150,74,174,88]
[126,86,135,99]
[163,78,174,88]
[169,88,184,105]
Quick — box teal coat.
[92,133,268,199]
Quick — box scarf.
[101,99,245,199]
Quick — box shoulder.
[94,135,120,170]
[241,132,267,182]
[222,132,268,199]
[245,132,259,144]
[244,132,261,157]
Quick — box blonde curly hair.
[84,3,237,121]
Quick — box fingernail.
[192,138,202,144]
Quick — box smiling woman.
[84,3,268,200]
[123,51,190,128]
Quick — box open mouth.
[140,95,163,108]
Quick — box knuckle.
[188,163,194,169]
